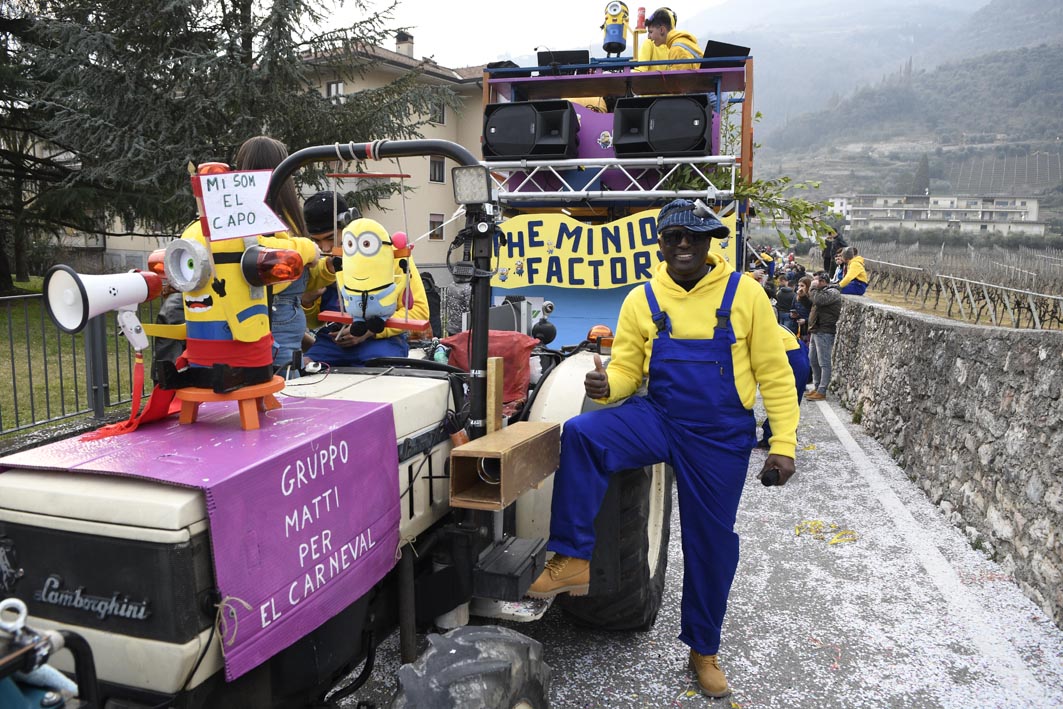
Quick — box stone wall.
[830,297,1063,628]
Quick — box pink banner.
[0,397,399,680]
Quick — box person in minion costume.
[644,7,701,71]
[527,199,799,699]
[303,218,429,367]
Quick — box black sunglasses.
[659,229,710,247]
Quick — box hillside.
[932,0,1063,62]
[765,43,1063,153]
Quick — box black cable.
[147,620,216,709]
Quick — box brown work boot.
[806,390,826,401]
[526,555,590,598]
[689,650,731,698]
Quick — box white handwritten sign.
[197,169,288,241]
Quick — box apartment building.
[307,32,485,269]
[831,194,1046,236]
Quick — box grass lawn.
[0,276,160,436]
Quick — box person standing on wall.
[805,273,842,401]
[821,229,847,275]
[526,199,800,699]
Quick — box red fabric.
[441,330,539,403]
[186,335,273,367]
[81,354,178,440]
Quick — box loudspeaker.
[482,100,580,161]
[612,94,713,157]
[44,265,163,334]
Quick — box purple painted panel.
[0,398,399,681]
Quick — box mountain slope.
[764,43,1063,152]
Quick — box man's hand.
[333,324,371,349]
[584,354,610,400]
[759,454,796,486]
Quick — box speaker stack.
[482,100,580,161]
[612,94,714,157]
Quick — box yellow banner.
[492,210,737,289]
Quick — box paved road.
[341,397,1063,708]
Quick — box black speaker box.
[612,94,713,157]
[482,100,580,161]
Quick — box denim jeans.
[809,332,836,394]
[271,270,309,374]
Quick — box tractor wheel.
[559,464,673,631]
[391,626,550,709]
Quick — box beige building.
[96,33,486,275]
[307,32,485,270]
[831,194,1046,236]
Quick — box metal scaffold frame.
[482,155,736,204]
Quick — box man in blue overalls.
[528,199,800,698]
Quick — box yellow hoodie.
[839,255,867,287]
[663,29,702,71]
[604,253,799,458]
[633,34,670,71]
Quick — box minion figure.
[498,267,509,283]
[514,260,525,277]
[153,222,304,392]
[338,218,410,336]
[601,1,629,55]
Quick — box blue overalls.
[549,272,755,655]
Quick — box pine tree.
[13,0,454,244]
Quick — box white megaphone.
[43,265,163,341]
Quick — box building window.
[429,213,445,241]
[326,81,345,104]
[429,157,445,184]
[429,98,445,125]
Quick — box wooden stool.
[175,376,285,431]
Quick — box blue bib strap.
[643,282,670,335]
[714,272,742,333]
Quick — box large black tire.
[559,465,673,631]
[391,626,550,709]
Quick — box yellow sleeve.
[748,290,799,458]
[839,259,866,287]
[633,36,654,72]
[602,285,652,403]
[378,259,429,340]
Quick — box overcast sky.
[372,0,727,69]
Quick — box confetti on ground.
[794,519,858,544]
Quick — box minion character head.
[165,224,304,348]
[338,218,409,335]
[601,1,629,55]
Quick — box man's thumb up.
[585,353,610,400]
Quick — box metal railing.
[0,293,158,436]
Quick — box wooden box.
[450,421,560,510]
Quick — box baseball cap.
[303,191,351,235]
[656,199,730,238]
